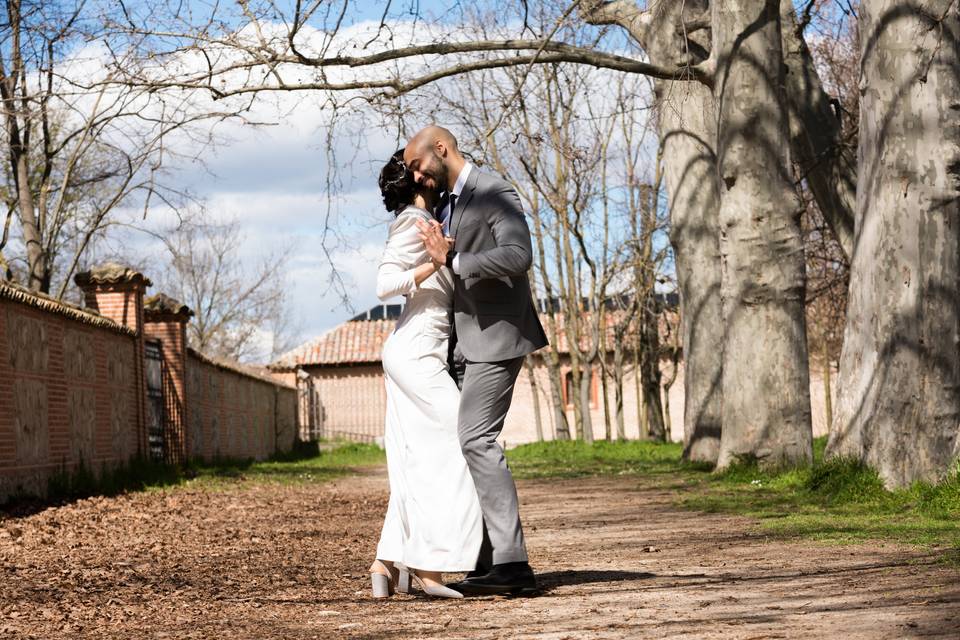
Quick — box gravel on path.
[1,468,957,639]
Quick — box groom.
[406,125,548,596]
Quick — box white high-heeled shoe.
[408,569,463,599]
[370,560,400,598]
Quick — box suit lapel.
[450,168,479,238]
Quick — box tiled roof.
[271,309,680,370]
[271,319,397,369]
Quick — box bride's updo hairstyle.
[379,149,416,215]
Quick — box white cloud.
[63,14,660,361]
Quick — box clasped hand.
[415,218,455,264]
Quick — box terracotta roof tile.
[272,319,396,368]
[75,262,152,288]
[144,293,193,320]
[272,309,680,369]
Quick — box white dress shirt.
[442,163,472,275]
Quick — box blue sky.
[136,0,845,362]
[103,1,661,361]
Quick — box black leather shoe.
[455,561,538,596]
[465,563,490,580]
[444,561,491,592]
[444,564,488,592]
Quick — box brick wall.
[0,284,141,500]
[186,351,297,461]
[0,274,300,503]
[143,317,188,464]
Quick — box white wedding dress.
[374,205,482,571]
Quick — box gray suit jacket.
[449,168,548,363]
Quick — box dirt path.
[1,468,958,639]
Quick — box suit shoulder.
[475,169,516,194]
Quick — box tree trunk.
[713,0,813,470]
[828,0,960,487]
[579,366,595,442]
[613,333,627,440]
[643,1,724,461]
[662,380,672,440]
[639,296,666,441]
[13,151,45,291]
[633,324,646,439]
[822,345,833,437]
[601,369,612,441]
[524,356,545,442]
[546,358,571,440]
[643,376,666,441]
[600,335,613,441]
[780,0,856,259]
[662,341,682,444]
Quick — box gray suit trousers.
[452,343,528,566]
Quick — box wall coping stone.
[144,293,194,321]
[188,347,295,390]
[75,262,152,289]
[0,279,136,336]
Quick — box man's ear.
[435,140,448,158]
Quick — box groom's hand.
[416,218,453,264]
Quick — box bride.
[368,149,482,599]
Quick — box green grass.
[183,441,386,489]
[506,438,703,479]
[506,437,960,553]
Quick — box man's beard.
[422,152,449,191]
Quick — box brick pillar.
[75,263,151,458]
[75,263,150,332]
[144,293,193,464]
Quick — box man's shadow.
[534,569,655,595]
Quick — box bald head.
[408,125,459,155]
[403,125,465,192]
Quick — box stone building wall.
[0,284,141,500]
[302,365,386,443]
[299,357,836,449]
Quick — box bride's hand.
[416,218,451,264]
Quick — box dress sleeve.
[376,212,429,301]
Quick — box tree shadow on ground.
[536,569,656,594]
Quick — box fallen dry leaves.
[0,469,958,639]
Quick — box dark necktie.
[435,192,449,224]
[444,193,457,235]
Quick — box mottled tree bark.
[780,0,857,259]
[586,0,724,461]
[652,1,722,456]
[600,327,613,441]
[713,0,813,469]
[655,67,723,455]
[544,354,571,440]
[828,0,960,487]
